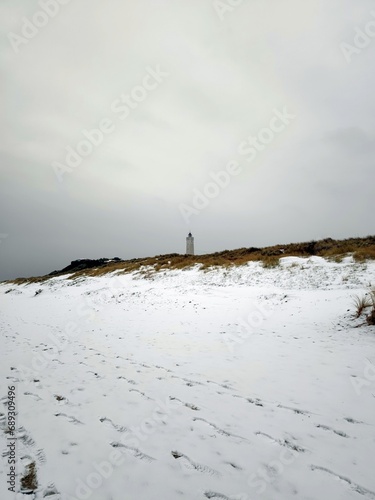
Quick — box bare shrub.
[353,294,372,318]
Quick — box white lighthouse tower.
[186,232,194,255]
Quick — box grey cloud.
[0,0,374,280]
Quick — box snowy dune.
[1,257,375,500]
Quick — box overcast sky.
[1,0,374,280]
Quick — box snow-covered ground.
[1,256,375,500]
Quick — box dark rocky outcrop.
[48,257,122,276]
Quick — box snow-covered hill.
[1,256,375,500]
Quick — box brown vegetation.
[353,289,375,326]
[5,235,375,285]
[21,461,38,491]
[366,290,375,326]
[353,294,372,318]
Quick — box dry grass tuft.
[353,245,375,262]
[352,289,375,325]
[353,294,372,318]
[21,461,38,491]
[366,290,375,326]
[367,307,375,325]
[262,256,280,268]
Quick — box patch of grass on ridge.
[5,235,375,284]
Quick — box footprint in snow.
[316,424,349,438]
[246,397,264,407]
[54,413,83,425]
[232,394,265,407]
[24,392,42,401]
[193,417,247,441]
[129,389,153,400]
[110,442,155,462]
[344,417,364,424]
[204,492,235,500]
[311,465,375,499]
[171,451,219,476]
[54,395,67,404]
[171,375,204,386]
[52,358,63,365]
[155,365,172,373]
[117,376,137,385]
[35,448,47,464]
[255,431,306,452]
[169,396,199,411]
[42,484,61,498]
[224,461,243,470]
[17,429,36,447]
[277,404,311,415]
[99,417,128,432]
[206,380,234,390]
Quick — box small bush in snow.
[353,294,372,318]
[262,256,280,268]
[353,290,375,325]
[21,461,38,492]
[366,291,375,326]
